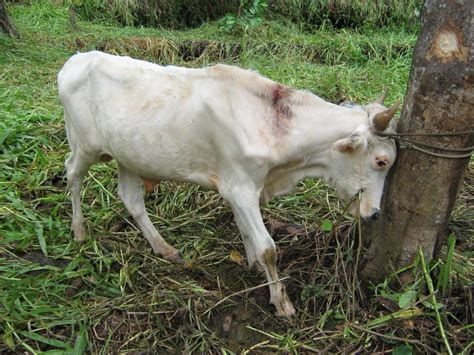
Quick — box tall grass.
[70,0,422,31]
[270,0,422,31]
[72,0,240,29]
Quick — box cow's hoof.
[274,300,296,318]
[272,291,296,318]
[165,251,184,264]
[73,223,87,244]
[75,238,86,245]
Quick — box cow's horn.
[374,88,389,105]
[372,100,400,131]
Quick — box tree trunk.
[0,0,19,38]
[360,0,473,284]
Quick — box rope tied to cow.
[376,130,474,159]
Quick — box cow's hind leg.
[65,150,93,243]
[117,165,182,263]
[223,185,295,317]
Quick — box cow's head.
[331,90,399,221]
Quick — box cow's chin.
[348,202,377,222]
[360,214,375,223]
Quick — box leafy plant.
[321,219,333,232]
[219,0,268,32]
[393,343,413,355]
[398,289,417,309]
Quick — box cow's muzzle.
[362,208,380,222]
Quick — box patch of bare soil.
[210,300,269,352]
[14,250,69,269]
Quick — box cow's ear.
[333,132,367,154]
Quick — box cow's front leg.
[224,186,295,317]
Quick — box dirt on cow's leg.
[261,248,295,317]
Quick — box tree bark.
[360,0,473,284]
[0,0,19,38]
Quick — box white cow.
[58,51,398,317]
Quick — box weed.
[438,234,456,297]
[419,249,453,355]
[219,0,268,32]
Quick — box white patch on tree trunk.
[427,20,469,63]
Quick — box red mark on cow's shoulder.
[271,84,291,133]
[272,84,285,105]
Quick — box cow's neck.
[279,96,367,181]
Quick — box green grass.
[1,1,472,353]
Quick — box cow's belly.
[108,136,218,185]
[95,112,220,189]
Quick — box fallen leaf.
[229,250,245,265]
[402,319,415,330]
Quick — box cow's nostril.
[372,212,380,220]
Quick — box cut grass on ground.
[1,2,472,353]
